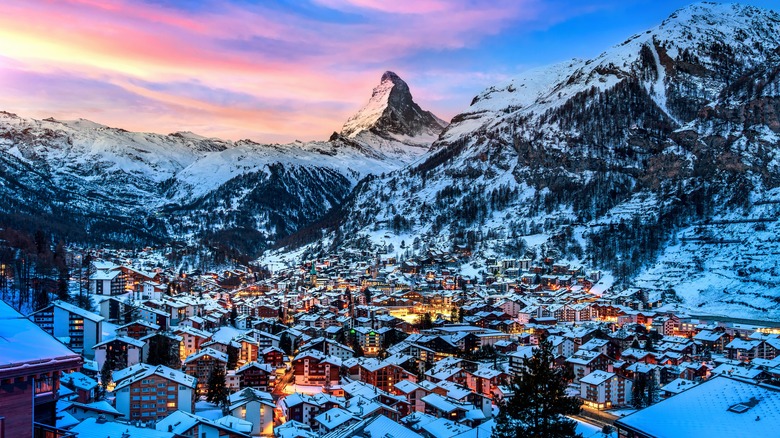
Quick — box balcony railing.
[34,422,77,438]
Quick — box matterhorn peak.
[341,71,447,139]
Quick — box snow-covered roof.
[71,417,174,438]
[184,347,228,364]
[94,335,145,349]
[361,414,424,438]
[314,407,357,430]
[420,417,472,438]
[228,387,275,410]
[616,376,780,437]
[580,370,615,385]
[49,300,105,322]
[0,300,81,369]
[61,371,98,391]
[114,364,196,391]
[660,378,698,394]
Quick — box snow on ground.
[573,419,616,438]
[284,384,326,395]
[195,401,224,420]
[632,199,780,319]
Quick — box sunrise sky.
[0,0,775,143]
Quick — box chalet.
[135,303,171,329]
[494,299,523,318]
[353,327,383,356]
[116,319,160,340]
[281,392,345,427]
[694,329,729,354]
[651,314,680,336]
[548,335,576,360]
[260,346,287,368]
[292,350,341,387]
[493,339,519,354]
[113,363,197,421]
[235,362,275,391]
[174,325,212,362]
[299,337,355,362]
[60,371,98,404]
[89,265,125,296]
[61,400,123,422]
[466,366,510,399]
[253,330,282,350]
[228,388,276,437]
[579,370,632,410]
[234,334,259,366]
[29,300,104,358]
[93,335,145,371]
[420,393,481,424]
[394,380,431,413]
[725,338,777,362]
[341,380,410,417]
[0,300,82,437]
[349,357,416,393]
[566,350,613,383]
[183,348,229,395]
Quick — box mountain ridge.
[0,73,445,257]
[285,2,780,320]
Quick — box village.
[2,245,780,438]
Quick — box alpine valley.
[3,2,780,320]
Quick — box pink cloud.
[0,0,551,142]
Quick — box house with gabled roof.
[113,363,197,421]
[93,335,145,371]
[183,348,228,395]
[292,350,341,387]
[236,361,275,391]
[579,370,632,410]
[228,387,275,436]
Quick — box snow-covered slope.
[303,2,780,319]
[0,73,444,253]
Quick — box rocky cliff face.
[341,71,448,139]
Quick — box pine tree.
[100,358,114,396]
[227,345,239,371]
[206,367,229,410]
[279,332,293,355]
[353,342,365,358]
[644,337,656,352]
[147,334,177,368]
[631,375,647,408]
[230,306,238,327]
[494,340,582,438]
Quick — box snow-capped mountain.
[338,71,448,162]
[0,72,444,254]
[303,2,780,319]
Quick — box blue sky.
[0,0,776,142]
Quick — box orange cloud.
[0,0,545,142]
